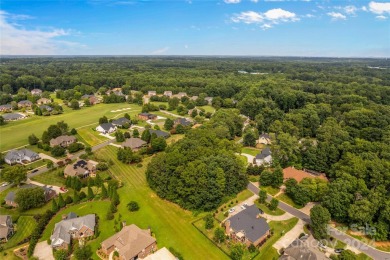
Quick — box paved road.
[247,183,390,260]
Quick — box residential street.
[247,182,390,260]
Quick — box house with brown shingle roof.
[101,224,157,260]
[283,167,328,183]
[121,138,147,151]
[50,135,77,147]
[37,98,51,105]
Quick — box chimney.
[122,221,126,228]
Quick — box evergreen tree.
[133,129,140,138]
[52,199,58,212]
[101,184,108,199]
[141,129,151,143]
[164,118,174,130]
[87,186,94,200]
[58,193,65,208]
[73,190,80,203]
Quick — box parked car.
[60,187,68,192]
[318,242,327,249]
[31,169,38,173]
[243,203,248,206]
[0,182,9,187]
[240,205,246,210]
[335,248,344,254]
[228,208,235,213]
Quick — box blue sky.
[1,0,389,57]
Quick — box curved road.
[247,183,390,260]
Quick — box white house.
[258,133,271,145]
[96,123,116,134]
[253,147,272,166]
[148,91,157,96]
[163,91,172,97]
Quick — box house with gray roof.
[174,117,192,127]
[37,98,51,105]
[39,104,53,112]
[0,215,13,242]
[258,133,271,145]
[2,113,26,121]
[122,138,147,151]
[148,129,170,139]
[224,205,270,247]
[112,117,131,128]
[51,213,96,249]
[5,148,40,165]
[138,113,157,121]
[279,239,317,260]
[96,123,116,134]
[64,160,97,178]
[253,147,272,166]
[17,100,32,108]
[0,104,12,112]
[50,135,77,147]
[5,184,56,208]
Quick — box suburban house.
[279,239,317,260]
[36,98,51,105]
[190,96,198,101]
[107,88,124,96]
[257,133,271,145]
[17,100,33,108]
[148,91,157,96]
[50,135,77,147]
[0,104,12,112]
[163,91,172,97]
[39,104,53,112]
[81,94,98,105]
[144,247,176,260]
[283,167,328,183]
[64,160,97,178]
[2,113,26,121]
[101,224,157,260]
[112,117,131,128]
[205,97,213,105]
[5,184,56,208]
[0,215,14,242]
[5,148,40,165]
[224,205,270,247]
[51,213,96,250]
[122,138,147,151]
[96,123,117,134]
[174,117,192,127]
[149,129,170,139]
[31,89,42,96]
[253,147,272,166]
[138,113,157,121]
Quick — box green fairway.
[89,146,228,260]
[4,216,35,249]
[76,127,108,146]
[0,103,142,152]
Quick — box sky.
[0,0,389,57]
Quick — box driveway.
[34,241,54,260]
[39,153,59,163]
[27,180,66,194]
[237,153,254,164]
[273,219,305,251]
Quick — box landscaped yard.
[30,168,66,187]
[0,103,142,151]
[69,146,229,260]
[4,216,35,250]
[199,105,215,114]
[214,189,254,222]
[241,147,261,156]
[253,218,299,260]
[166,134,185,145]
[255,201,285,216]
[261,185,280,196]
[276,193,304,209]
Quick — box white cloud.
[305,14,315,18]
[368,1,390,14]
[250,0,259,3]
[224,0,241,4]
[0,10,82,55]
[376,15,388,20]
[231,8,299,29]
[184,44,189,49]
[151,47,169,55]
[264,8,299,22]
[344,5,357,15]
[327,12,347,20]
[361,6,368,12]
[232,11,263,24]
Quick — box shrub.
[127,201,140,212]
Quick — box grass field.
[0,103,142,151]
[253,218,299,260]
[276,193,304,209]
[262,186,281,196]
[76,127,109,146]
[66,146,229,260]
[30,168,66,187]
[241,147,261,156]
[199,105,215,114]
[4,216,35,249]
[255,201,285,216]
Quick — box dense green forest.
[1,57,389,240]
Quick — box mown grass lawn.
[4,216,35,249]
[166,134,185,145]
[253,217,299,260]
[0,103,142,151]
[241,147,261,156]
[199,105,215,114]
[255,201,285,216]
[275,193,304,209]
[261,186,281,196]
[76,127,109,146]
[30,168,66,187]
[86,146,228,260]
